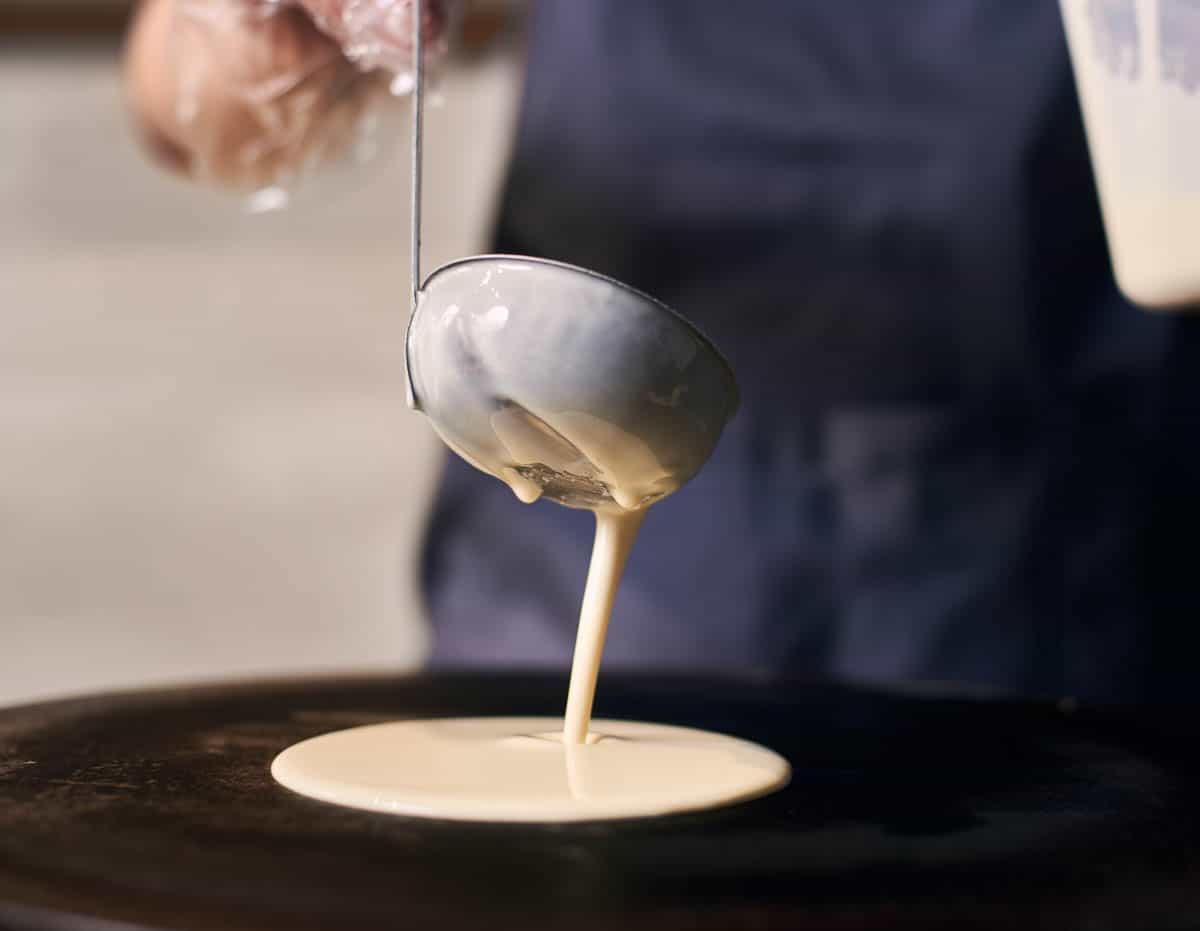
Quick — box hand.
[123,0,450,191]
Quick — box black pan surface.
[0,673,1198,930]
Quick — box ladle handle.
[410,0,424,307]
[406,0,425,410]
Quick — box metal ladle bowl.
[404,1,738,511]
[407,254,739,510]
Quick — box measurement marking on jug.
[1089,0,1141,81]
[1161,0,1200,92]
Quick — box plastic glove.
[124,0,451,194]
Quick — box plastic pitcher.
[1060,0,1200,309]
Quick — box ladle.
[404,0,738,510]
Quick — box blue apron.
[421,0,1200,706]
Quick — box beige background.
[0,38,523,706]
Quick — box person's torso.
[423,0,1200,706]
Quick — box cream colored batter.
[271,716,789,822]
[563,511,645,744]
[273,505,790,821]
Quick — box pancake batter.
[273,506,790,821]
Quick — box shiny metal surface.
[407,254,739,510]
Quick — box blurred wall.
[0,35,522,706]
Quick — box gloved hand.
[123,0,452,193]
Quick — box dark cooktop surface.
[0,673,1198,930]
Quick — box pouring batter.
[272,504,790,822]
[273,0,793,819]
